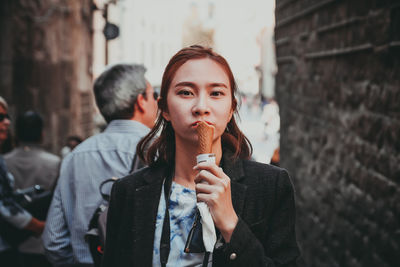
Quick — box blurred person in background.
[43,64,158,267]
[0,98,14,155]
[0,129,14,155]
[60,136,83,158]
[0,97,45,267]
[5,111,61,267]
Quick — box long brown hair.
[137,45,252,166]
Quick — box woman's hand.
[194,162,238,242]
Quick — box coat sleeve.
[214,169,300,266]
[101,179,124,267]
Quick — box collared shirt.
[5,144,61,191]
[0,156,32,252]
[42,120,150,266]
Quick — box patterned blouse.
[152,181,212,266]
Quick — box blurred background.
[0,0,399,266]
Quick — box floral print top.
[152,181,212,267]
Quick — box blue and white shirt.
[42,120,150,266]
[152,181,212,267]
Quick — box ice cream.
[193,121,217,253]
[196,121,214,154]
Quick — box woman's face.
[0,105,10,145]
[163,58,233,146]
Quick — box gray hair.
[0,96,8,111]
[94,64,147,123]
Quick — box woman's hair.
[137,45,252,166]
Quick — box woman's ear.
[159,97,170,121]
[228,98,236,121]
[162,110,170,121]
[228,109,233,122]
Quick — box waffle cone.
[196,121,214,154]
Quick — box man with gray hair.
[43,64,158,267]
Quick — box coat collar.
[220,149,248,217]
[220,149,245,182]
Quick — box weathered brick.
[276,0,400,266]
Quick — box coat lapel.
[221,151,248,217]
[131,164,171,265]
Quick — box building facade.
[0,0,95,154]
[93,0,184,87]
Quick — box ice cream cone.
[196,121,214,154]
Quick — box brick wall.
[275,0,400,266]
[0,0,94,154]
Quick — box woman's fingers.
[195,169,230,207]
[193,162,225,178]
[195,181,225,194]
[195,182,214,193]
[194,162,228,185]
[195,169,218,184]
[196,193,221,207]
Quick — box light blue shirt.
[152,181,212,267]
[42,120,149,266]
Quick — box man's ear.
[136,94,146,113]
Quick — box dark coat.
[101,150,300,267]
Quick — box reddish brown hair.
[137,45,252,166]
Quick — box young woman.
[101,46,300,267]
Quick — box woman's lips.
[192,121,213,127]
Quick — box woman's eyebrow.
[174,81,197,88]
[174,81,228,89]
[208,83,228,89]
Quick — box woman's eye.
[211,91,224,97]
[177,90,193,96]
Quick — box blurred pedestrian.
[5,111,60,267]
[271,147,280,167]
[60,136,83,158]
[0,98,14,154]
[43,64,158,267]
[0,97,45,267]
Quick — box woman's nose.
[192,94,210,116]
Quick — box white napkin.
[196,154,217,252]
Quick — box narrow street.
[238,104,279,164]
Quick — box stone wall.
[0,0,94,154]
[275,0,399,266]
